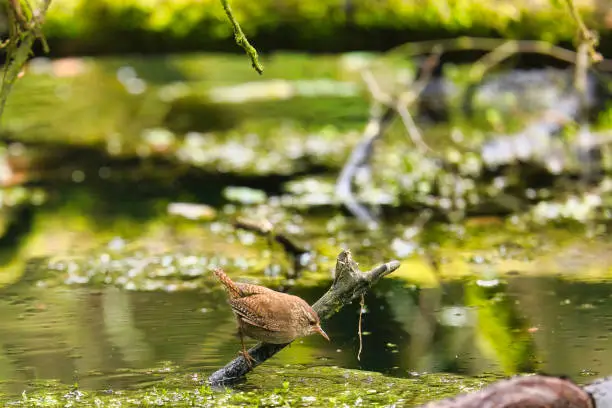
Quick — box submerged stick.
[208,249,400,385]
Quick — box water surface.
[1,275,611,396]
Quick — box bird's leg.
[237,322,256,367]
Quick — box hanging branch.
[0,0,52,122]
[220,0,263,75]
[208,249,400,385]
[563,0,602,64]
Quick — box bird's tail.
[212,267,242,298]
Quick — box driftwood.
[420,374,612,408]
[208,249,401,385]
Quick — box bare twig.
[208,249,400,385]
[363,48,441,153]
[361,71,392,105]
[467,41,521,82]
[220,0,263,75]
[396,103,429,152]
[8,0,27,29]
[563,0,602,64]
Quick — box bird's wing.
[230,294,283,332]
[234,282,273,296]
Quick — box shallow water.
[1,275,611,396]
[1,52,612,405]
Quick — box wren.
[213,267,329,365]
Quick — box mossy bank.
[41,0,612,57]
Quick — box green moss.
[41,0,605,54]
[3,365,501,407]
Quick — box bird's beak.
[314,325,330,341]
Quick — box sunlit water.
[1,276,611,395]
[0,52,611,401]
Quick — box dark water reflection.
[1,277,611,395]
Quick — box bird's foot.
[239,349,256,367]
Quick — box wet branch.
[208,249,401,385]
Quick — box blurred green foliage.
[42,0,603,53]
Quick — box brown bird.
[212,267,329,366]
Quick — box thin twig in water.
[357,294,365,361]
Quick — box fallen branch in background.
[208,249,400,385]
[387,37,612,71]
[563,0,602,65]
[338,23,612,227]
[335,48,441,228]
